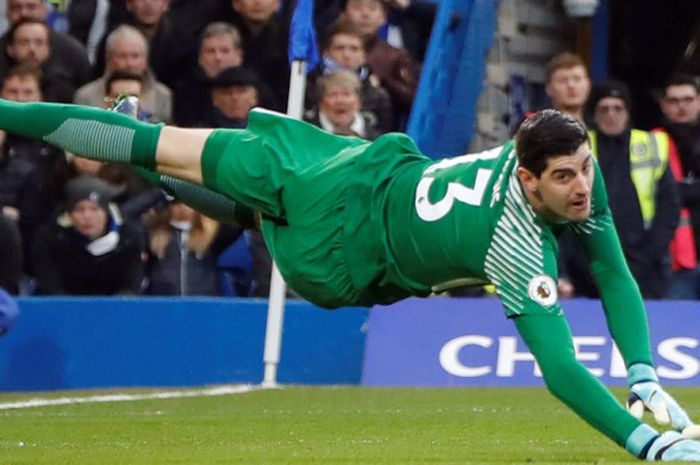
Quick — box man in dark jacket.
[658,73,700,299]
[0,64,68,269]
[31,175,145,295]
[589,80,680,299]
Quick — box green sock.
[134,167,256,228]
[0,99,161,170]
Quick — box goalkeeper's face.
[518,141,594,223]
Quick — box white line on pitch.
[0,384,260,410]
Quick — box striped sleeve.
[485,172,562,317]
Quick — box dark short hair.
[7,18,49,45]
[515,109,589,177]
[663,73,699,94]
[2,62,42,85]
[323,19,366,51]
[105,70,143,95]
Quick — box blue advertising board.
[362,297,700,386]
[0,297,368,391]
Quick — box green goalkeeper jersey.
[378,140,640,318]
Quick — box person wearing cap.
[201,66,260,129]
[588,80,680,299]
[30,175,145,295]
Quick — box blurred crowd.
[541,52,700,301]
[0,0,435,297]
[1,0,699,302]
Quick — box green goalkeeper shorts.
[200,110,429,308]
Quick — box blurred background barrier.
[0,297,368,391]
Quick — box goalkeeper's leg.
[0,98,270,224]
[514,314,659,458]
[0,99,295,221]
[0,99,212,185]
[134,167,257,228]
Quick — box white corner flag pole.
[262,59,308,388]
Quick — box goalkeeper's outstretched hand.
[646,431,700,461]
[627,364,700,439]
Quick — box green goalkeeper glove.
[627,363,700,439]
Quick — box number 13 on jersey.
[414,146,502,222]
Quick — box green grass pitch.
[0,385,698,464]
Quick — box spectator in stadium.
[4,18,87,102]
[31,175,145,295]
[3,99,700,460]
[58,152,164,224]
[103,70,147,118]
[201,66,260,129]
[0,0,91,99]
[0,64,67,260]
[305,70,383,140]
[171,22,244,127]
[145,200,238,296]
[222,0,290,110]
[0,212,22,295]
[657,73,700,299]
[90,0,194,88]
[74,24,172,123]
[589,80,680,299]
[342,0,418,130]
[311,19,393,133]
[545,51,592,124]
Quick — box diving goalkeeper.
[0,98,698,461]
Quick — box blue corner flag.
[288,0,320,71]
